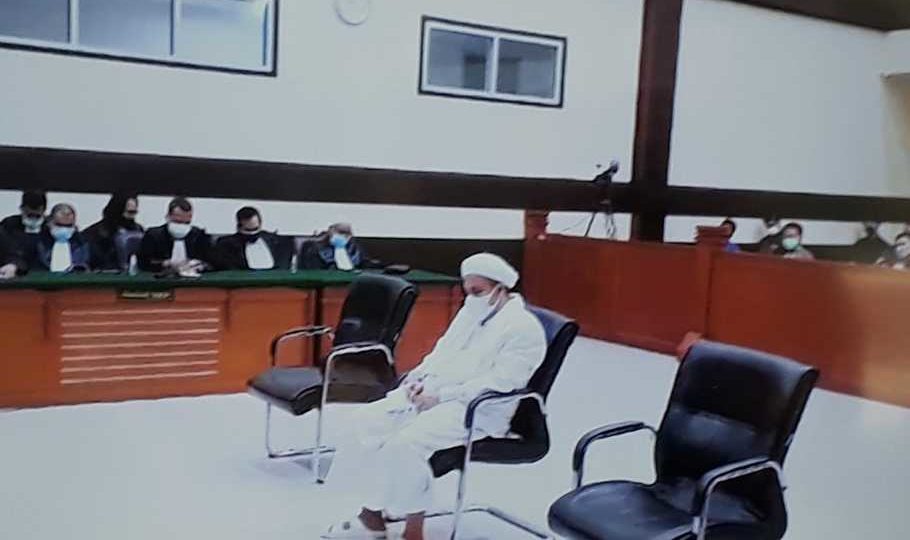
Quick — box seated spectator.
[35,203,91,272]
[215,206,292,270]
[138,197,213,274]
[1,190,48,265]
[84,193,144,271]
[720,218,740,253]
[758,217,783,254]
[773,222,815,261]
[300,222,370,271]
[0,228,27,279]
[877,232,910,270]
[852,221,889,265]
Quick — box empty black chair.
[247,273,418,482]
[393,306,579,539]
[549,340,819,540]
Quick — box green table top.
[0,269,459,291]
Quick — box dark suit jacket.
[138,225,214,272]
[214,232,293,270]
[1,214,46,268]
[299,238,369,270]
[34,230,91,271]
[84,221,146,271]
[0,228,27,273]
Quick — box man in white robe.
[324,253,547,540]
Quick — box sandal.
[321,518,389,539]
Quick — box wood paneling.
[524,234,910,408]
[729,0,910,31]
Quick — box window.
[420,17,566,107]
[0,0,277,75]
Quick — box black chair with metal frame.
[548,340,819,540]
[247,273,418,483]
[389,306,579,540]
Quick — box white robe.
[339,294,546,515]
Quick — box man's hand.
[405,382,424,402]
[412,393,440,412]
[0,263,18,280]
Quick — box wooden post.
[692,225,729,338]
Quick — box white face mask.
[462,288,499,321]
[781,237,800,251]
[895,243,910,260]
[167,222,191,240]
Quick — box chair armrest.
[691,457,784,540]
[464,389,545,430]
[269,325,334,366]
[573,421,656,488]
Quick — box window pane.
[79,0,172,56]
[180,0,268,69]
[0,0,69,43]
[496,39,558,98]
[427,28,493,92]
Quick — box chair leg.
[263,403,335,483]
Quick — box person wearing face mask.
[1,190,49,267]
[300,222,370,271]
[877,232,910,270]
[214,206,293,270]
[34,203,91,272]
[758,217,783,254]
[852,221,889,265]
[322,253,546,540]
[137,197,213,273]
[84,192,144,271]
[773,222,815,261]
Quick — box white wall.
[885,30,910,76]
[0,0,645,237]
[669,0,907,243]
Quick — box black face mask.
[240,230,261,243]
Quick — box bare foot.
[358,508,387,532]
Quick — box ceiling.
[732,0,910,31]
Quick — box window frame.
[0,0,279,77]
[418,16,567,108]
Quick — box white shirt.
[170,240,188,266]
[334,246,354,271]
[50,241,72,273]
[245,238,275,270]
[394,294,547,436]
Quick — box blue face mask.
[330,233,350,248]
[51,226,75,242]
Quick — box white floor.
[1,338,909,539]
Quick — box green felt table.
[0,269,459,291]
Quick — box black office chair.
[391,306,579,540]
[548,340,819,540]
[247,273,418,482]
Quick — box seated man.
[877,232,910,270]
[1,190,48,267]
[773,222,815,261]
[84,192,144,271]
[138,197,213,274]
[301,222,370,271]
[0,228,27,279]
[323,253,547,540]
[34,203,91,272]
[214,206,292,270]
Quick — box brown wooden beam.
[727,0,910,32]
[629,0,684,241]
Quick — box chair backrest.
[655,340,818,514]
[509,306,579,440]
[332,273,419,353]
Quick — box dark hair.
[21,190,47,210]
[167,197,193,214]
[720,218,737,234]
[235,206,261,225]
[783,222,803,235]
[102,192,138,227]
